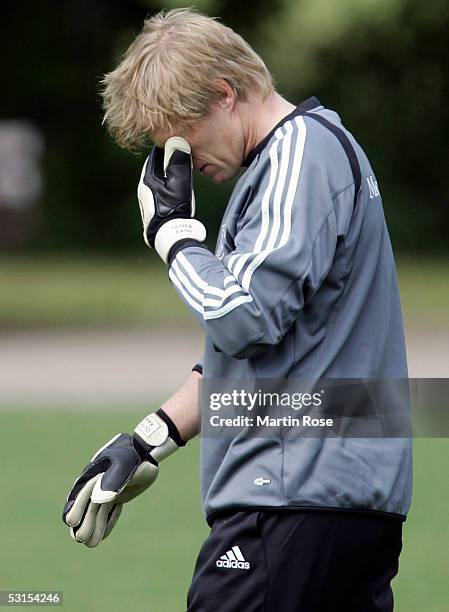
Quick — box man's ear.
[213,79,237,110]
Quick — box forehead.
[151,129,174,148]
[151,124,189,148]
[151,116,210,147]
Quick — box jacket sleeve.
[168,117,339,359]
[192,360,203,375]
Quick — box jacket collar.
[243,96,321,168]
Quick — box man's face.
[152,101,245,184]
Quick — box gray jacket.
[169,97,412,524]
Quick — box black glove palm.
[137,136,206,263]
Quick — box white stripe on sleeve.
[279,116,307,246]
[171,260,204,303]
[168,268,204,314]
[204,295,253,320]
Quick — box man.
[63,8,411,611]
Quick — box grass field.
[1,255,448,328]
[0,255,187,328]
[0,409,447,611]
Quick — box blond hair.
[101,8,274,150]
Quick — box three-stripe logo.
[216,545,250,570]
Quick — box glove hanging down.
[62,409,185,548]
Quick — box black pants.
[187,510,403,612]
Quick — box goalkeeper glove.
[137,136,206,263]
[62,408,185,548]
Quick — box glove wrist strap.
[133,409,185,463]
[154,218,206,264]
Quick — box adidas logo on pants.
[216,545,250,570]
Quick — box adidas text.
[216,546,250,570]
[216,559,250,570]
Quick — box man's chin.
[210,168,239,184]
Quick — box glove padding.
[137,136,206,263]
[63,433,158,548]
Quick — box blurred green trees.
[1,0,447,252]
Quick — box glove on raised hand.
[137,136,206,263]
[62,409,185,548]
